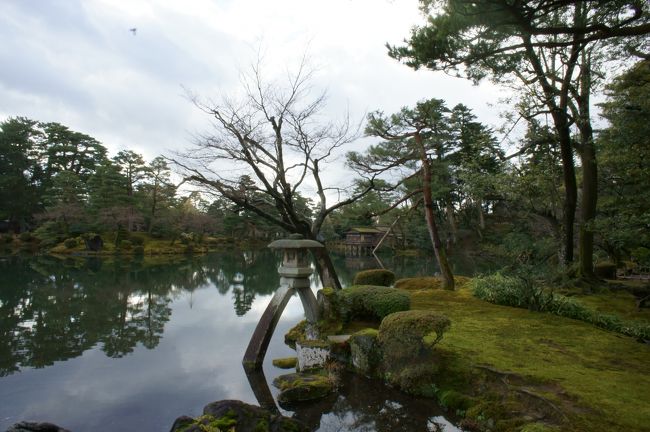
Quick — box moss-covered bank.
[396,277,650,432]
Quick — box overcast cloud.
[0,0,506,189]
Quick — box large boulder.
[378,310,451,363]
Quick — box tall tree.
[141,156,176,233]
[595,60,650,261]
[389,0,650,279]
[350,99,456,290]
[0,118,44,231]
[113,150,147,197]
[173,58,374,290]
[42,122,107,183]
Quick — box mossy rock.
[388,363,440,397]
[438,389,475,412]
[348,328,381,376]
[378,310,451,363]
[170,399,308,432]
[272,372,333,406]
[285,320,308,349]
[272,357,298,369]
[339,285,411,321]
[353,269,396,287]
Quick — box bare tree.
[172,57,375,290]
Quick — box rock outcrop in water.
[6,422,70,432]
[169,399,308,432]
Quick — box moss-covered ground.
[399,277,650,432]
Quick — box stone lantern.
[243,234,323,370]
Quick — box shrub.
[119,240,132,249]
[378,310,451,362]
[64,238,78,249]
[631,247,650,266]
[472,272,650,341]
[133,245,145,255]
[19,232,33,242]
[353,269,396,287]
[130,235,145,246]
[471,273,554,311]
[339,285,410,321]
[33,222,66,248]
[180,232,194,245]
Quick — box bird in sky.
[129,28,137,35]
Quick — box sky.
[0,0,507,190]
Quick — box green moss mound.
[339,285,410,321]
[284,320,308,349]
[353,269,396,287]
[378,310,451,362]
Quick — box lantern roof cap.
[268,234,324,250]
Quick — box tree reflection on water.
[0,250,281,377]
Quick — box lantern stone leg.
[242,284,294,370]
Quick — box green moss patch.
[408,285,650,431]
[395,276,470,291]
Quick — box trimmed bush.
[339,285,410,321]
[119,240,132,249]
[64,238,78,249]
[378,310,451,362]
[353,269,396,287]
[133,245,145,255]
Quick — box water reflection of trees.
[0,250,281,376]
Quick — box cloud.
[0,0,505,186]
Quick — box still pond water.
[0,250,490,431]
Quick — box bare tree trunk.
[310,246,342,290]
[557,124,577,266]
[416,134,455,290]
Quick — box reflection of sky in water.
[0,284,302,431]
[0,253,463,432]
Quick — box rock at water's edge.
[6,422,70,432]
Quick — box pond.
[0,251,468,431]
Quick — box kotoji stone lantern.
[243,234,323,370]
